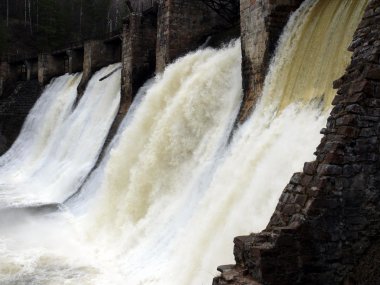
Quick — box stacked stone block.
[156,0,228,72]
[238,0,304,123]
[77,39,121,97]
[121,11,157,114]
[67,49,84,74]
[214,0,380,284]
[38,53,66,85]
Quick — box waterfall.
[0,63,121,207]
[0,0,369,284]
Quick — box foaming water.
[77,1,365,284]
[0,0,369,284]
[90,43,242,223]
[67,78,155,212]
[0,42,243,285]
[0,64,121,206]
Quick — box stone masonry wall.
[67,49,84,74]
[121,11,157,115]
[100,11,158,154]
[156,0,228,72]
[0,62,10,97]
[238,0,304,123]
[38,54,65,85]
[213,0,380,284]
[77,39,121,97]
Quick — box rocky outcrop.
[214,0,380,284]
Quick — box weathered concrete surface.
[214,1,380,284]
[0,62,10,97]
[200,0,240,25]
[0,80,41,154]
[1,58,38,88]
[156,0,229,72]
[77,39,121,97]
[25,59,38,81]
[95,11,158,166]
[66,49,84,74]
[38,53,66,85]
[238,0,304,123]
[121,11,157,114]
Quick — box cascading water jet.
[0,0,370,284]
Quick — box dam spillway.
[0,0,379,284]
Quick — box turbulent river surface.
[0,0,368,284]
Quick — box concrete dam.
[0,0,379,284]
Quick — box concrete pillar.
[156,0,227,72]
[0,62,10,96]
[66,49,84,74]
[77,39,121,96]
[27,59,38,80]
[38,53,65,85]
[237,0,304,123]
[25,60,31,81]
[121,12,157,114]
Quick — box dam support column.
[67,49,84,74]
[214,1,380,284]
[238,0,304,123]
[38,53,65,85]
[25,58,38,81]
[0,62,10,96]
[121,12,157,114]
[25,61,31,81]
[77,39,121,97]
[156,0,227,72]
[0,75,3,97]
[99,11,158,153]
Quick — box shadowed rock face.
[214,0,380,284]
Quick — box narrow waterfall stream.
[0,64,121,207]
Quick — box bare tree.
[6,0,9,27]
[25,0,27,27]
[79,0,83,35]
[36,0,39,31]
[125,0,133,13]
[28,0,32,34]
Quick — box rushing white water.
[0,0,369,284]
[77,1,365,284]
[0,64,121,206]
